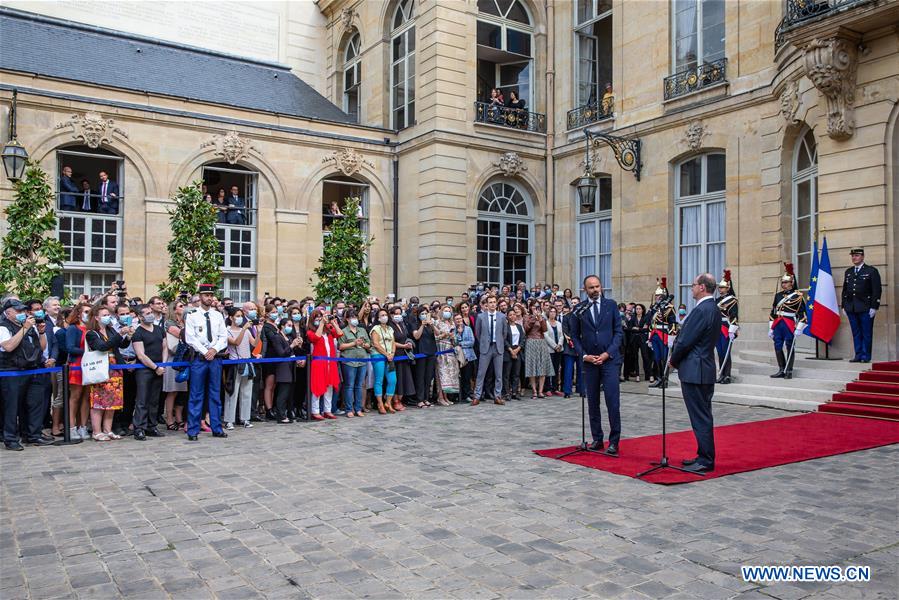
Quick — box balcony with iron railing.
[474,102,546,133]
[663,58,728,101]
[567,96,614,130]
[775,0,878,50]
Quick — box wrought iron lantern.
[2,90,28,182]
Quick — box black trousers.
[681,382,715,466]
[546,352,561,391]
[133,369,163,433]
[502,355,521,396]
[275,381,292,415]
[414,356,436,403]
[1,372,46,443]
[459,360,474,401]
[113,367,136,429]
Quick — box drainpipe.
[544,0,555,285]
[392,154,399,296]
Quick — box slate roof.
[0,8,354,124]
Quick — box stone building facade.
[0,0,896,360]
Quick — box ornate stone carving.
[201,131,258,164]
[779,80,802,126]
[682,120,707,151]
[494,152,528,176]
[55,112,127,148]
[322,148,372,176]
[802,35,859,140]
[340,7,355,32]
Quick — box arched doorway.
[477,180,534,286]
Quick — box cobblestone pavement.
[1,385,896,600]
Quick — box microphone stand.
[554,364,618,460]
[637,362,697,477]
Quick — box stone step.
[732,360,862,382]
[657,376,834,403]
[736,349,866,372]
[725,372,845,391]
[644,384,821,412]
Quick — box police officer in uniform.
[647,277,677,388]
[716,270,738,384]
[841,247,881,363]
[0,298,54,450]
[768,263,807,379]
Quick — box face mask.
[233,317,244,326]
[247,310,257,319]
[269,312,278,320]
[420,313,429,321]
[100,315,113,326]
[476,286,483,291]
[392,315,404,323]
[284,326,293,335]
[33,310,45,319]
[679,309,687,316]
[81,312,90,323]
[138,314,152,324]
[336,308,344,315]
[15,313,27,323]
[277,306,284,314]
[619,311,625,318]
[313,320,321,327]
[350,318,359,327]
[379,316,389,324]
[442,311,452,320]
[291,314,302,322]
[120,315,133,326]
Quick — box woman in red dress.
[64,302,92,440]
[306,308,343,420]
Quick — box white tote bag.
[81,335,110,386]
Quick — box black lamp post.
[2,90,29,182]
[576,133,597,211]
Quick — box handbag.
[403,348,416,365]
[81,335,110,386]
[454,345,468,367]
[175,367,190,384]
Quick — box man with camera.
[184,283,229,441]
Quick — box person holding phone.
[306,308,342,420]
[412,306,437,408]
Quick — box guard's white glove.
[795,322,806,335]
[728,332,736,340]
[767,329,775,340]
[869,308,876,318]
[769,320,774,330]
[728,324,739,336]
[667,335,675,349]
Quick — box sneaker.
[225,422,235,430]
[243,421,253,428]
[70,427,80,440]
[77,426,89,440]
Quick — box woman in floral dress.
[434,304,460,404]
[85,305,131,441]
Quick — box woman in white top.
[543,306,564,396]
[225,308,258,429]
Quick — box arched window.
[792,128,818,284]
[390,0,416,129]
[342,32,361,123]
[476,0,534,109]
[675,153,726,308]
[575,175,612,297]
[477,181,534,286]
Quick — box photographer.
[412,305,437,408]
[306,308,342,420]
[224,308,258,429]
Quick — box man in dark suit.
[226,185,247,225]
[471,295,508,406]
[559,303,583,398]
[841,247,882,363]
[569,275,622,455]
[78,179,95,212]
[58,166,79,212]
[97,170,119,215]
[669,273,720,473]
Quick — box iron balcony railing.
[775,0,874,51]
[474,102,546,133]
[663,58,728,101]
[566,97,614,130]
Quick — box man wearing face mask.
[131,304,167,440]
[0,298,52,450]
[111,304,137,436]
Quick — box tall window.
[675,153,726,308]
[574,0,612,108]
[576,175,613,297]
[792,128,818,284]
[342,32,361,123]
[672,0,724,73]
[55,145,124,298]
[477,181,533,287]
[203,163,257,299]
[391,0,416,129]
[476,0,534,108]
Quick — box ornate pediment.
[494,152,528,176]
[55,112,128,148]
[201,131,259,164]
[322,148,373,176]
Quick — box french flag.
[809,237,840,343]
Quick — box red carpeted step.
[818,403,899,421]
[846,381,899,396]
[831,392,899,408]
[872,361,899,372]
[859,371,899,384]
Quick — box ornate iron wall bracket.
[587,130,642,181]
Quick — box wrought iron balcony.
[566,97,614,130]
[663,58,728,101]
[775,0,875,51]
[474,102,546,133]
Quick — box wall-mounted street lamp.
[2,90,29,182]
[577,128,643,208]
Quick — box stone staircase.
[643,324,868,412]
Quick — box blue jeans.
[562,354,583,396]
[342,363,366,413]
[845,311,874,361]
[187,358,222,436]
[372,357,397,396]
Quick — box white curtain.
[599,218,612,295]
[706,201,726,283]
[577,34,597,106]
[679,204,701,308]
[579,220,596,287]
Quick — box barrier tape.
[0,349,456,378]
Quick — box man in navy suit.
[226,185,247,225]
[569,275,623,455]
[58,166,79,212]
[96,170,119,215]
[669,273,720,473]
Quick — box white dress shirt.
[184,307,228,355]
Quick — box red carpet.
[819,361,899,421]
[534,413,899,485]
